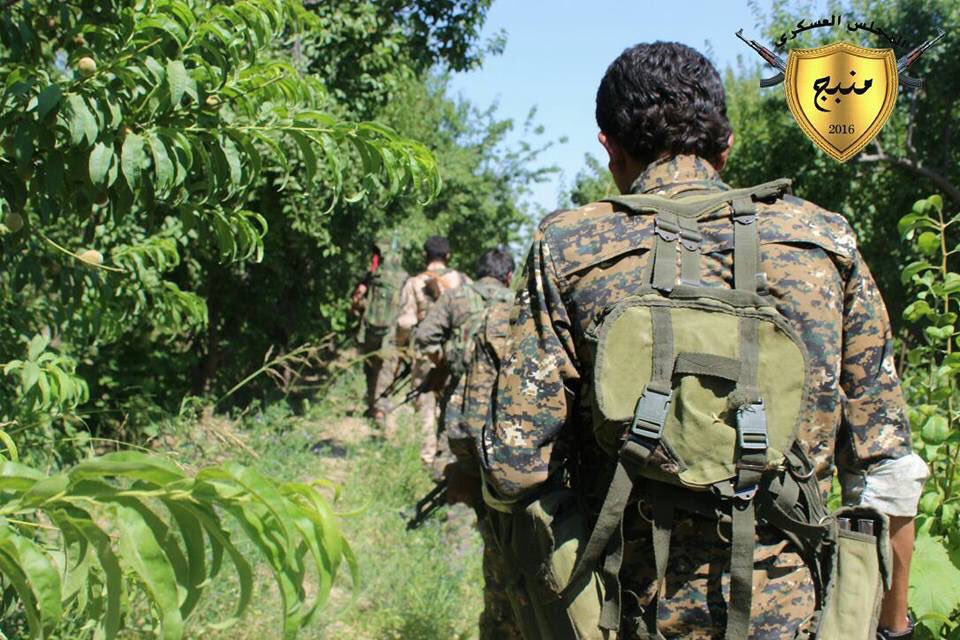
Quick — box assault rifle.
[395,363,448,407]
[405,480,448,530]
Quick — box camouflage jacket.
[485,155,912,634]
[415,277,512,460]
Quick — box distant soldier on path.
[350,233,407,419]
[414,246,522,639]
[381,236,466,463]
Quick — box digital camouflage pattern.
[486,154,912,637]
[415,277,513,459]
[454,291,513,470]
[415,277,522,640]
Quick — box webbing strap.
[650,308,674,391]
[732,196,759,292]
[678,216,701,286]
[651,214,680,291]
[726,499,757,639]
[564,460,634,605]
[652,491,675,586]
[598,518,625,631]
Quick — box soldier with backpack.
[483,42,927,640]
[350,233,408,419]
[414,246,522,639]
[381,236,466,462]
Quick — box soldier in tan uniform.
[381,236,466,464]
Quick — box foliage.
[898,194,960,637]
[725,0,960,320]
[567,153,616,208]
[0,449,353,640]
[0,0,461,636]
[163,375,483,640]
[0,0,439,445]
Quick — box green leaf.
[166,59,189,107]
[917,231,941,257]
[943,273,960,294]
[922,415,950,445]
[910,533,960,636]
[147,132,175,194]
[0,525,62,637]
[113,503,183,640]
[20,361,41,392]
[36,85,62,120]
[904,300,932,322]
[121,133,147,191]
[88,142,114,187]
[64,95,98,146]
[901,260,934,285]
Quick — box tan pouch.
[816,506,891,640]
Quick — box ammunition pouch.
[488,489,611,640]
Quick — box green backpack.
[364,250,408,332]
[445,281,513,379]
[560,181,891,639]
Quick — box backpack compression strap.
[563,183,786,637]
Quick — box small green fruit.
[204,95,221,108]
[4,212,23,232]
[77,56,97,78]
[78,249,103,266]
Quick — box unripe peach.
[4,212,23,232]
[77,56,97,78]
[204,95,221,108]
[78,249,103,266]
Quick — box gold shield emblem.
[784,42,898,162]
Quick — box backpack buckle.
[654,218,679,242]
[736,400,768,451]
[630,387,672,441]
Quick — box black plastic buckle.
[736,400,768,451]
[630,387,672,441]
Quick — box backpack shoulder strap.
[604,178,792,219]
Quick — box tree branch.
[859,147,960,206]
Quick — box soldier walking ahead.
[350,233,407,419]
[484,42,927,639]
[381,236,466,464]
[414,246,522,639]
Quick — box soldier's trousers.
[618,515,815,639]
[477,514,524,640]
[411,359,440,465]
[359,327,389,415]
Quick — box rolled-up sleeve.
[484,231,580,500]
[838,251,922,514]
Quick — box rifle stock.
[405,480,449,530]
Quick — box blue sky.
[447,0,773,212]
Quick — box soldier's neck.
[426,260,447,271]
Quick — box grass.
[163,370,483,639]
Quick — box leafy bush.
[899,194,960,637]
[0,450,354,640]
[0,0,448,636]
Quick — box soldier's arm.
[484,232,580,501]
[837,251,927,634]
[413,292,453,354]
[394,277,418,346]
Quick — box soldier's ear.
[599,131,643,194]
[715,133,735,171]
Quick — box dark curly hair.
[475,247,514,284]
[596,42,732,166]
